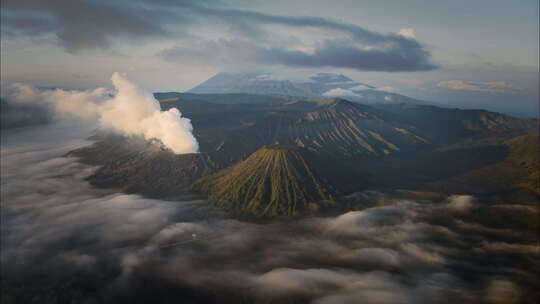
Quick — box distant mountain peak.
[187,71,426,105]
[189,72,315,96]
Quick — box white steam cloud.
[4,73,199,154]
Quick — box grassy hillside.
[504,133,539,194]
[192,145,338,217]
[425,133,539,196]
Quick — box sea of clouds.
[1,121,538,303]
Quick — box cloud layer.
[1,123,538,303]
[1,0,436,72]
[3,73,198,154]
[322,83,398,98]
[0,0,171,52]
[160,36,436,72]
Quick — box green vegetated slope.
[192,145,337,216]
[425,133,539,196]
[505,133,540,192]
[373,103,536,144]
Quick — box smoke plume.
[3,73,199,154]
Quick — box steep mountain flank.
[192,145,340,216]
[68,133,219,197]
[424,133,540,196]
[373,103,537,143]
[210,98,430,160]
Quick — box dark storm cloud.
[161,2,437,71]
[1,0,437,71]
[262,39,435,71]
[183,4,391,43]
[0,0,178,52]
[0,97,53,128]
[0,13,58,36]
[160,38,436,72]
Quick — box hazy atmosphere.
[1,1,539,303]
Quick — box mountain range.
[184,72,427,105]
[69,73,539,217]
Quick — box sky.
[1,0,538,116]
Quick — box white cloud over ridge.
[375,86,399,93]
[323,84,399,98]
[349,84,373,91]
[437,80,514,93]
[322,88,357,96]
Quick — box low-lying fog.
[1,123,538,304]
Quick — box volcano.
[192,145,340,216]
[69,91,538,216]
